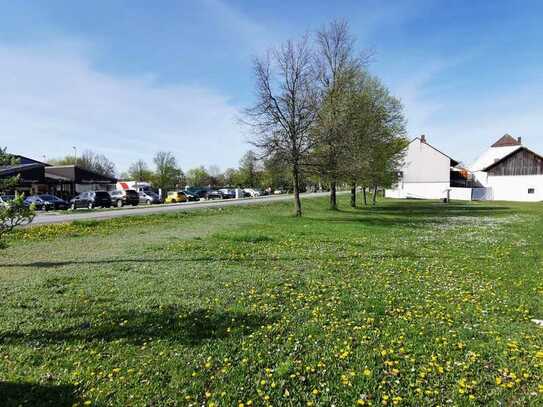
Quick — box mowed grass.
[1,196,543,406]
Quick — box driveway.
[31,192,331,226]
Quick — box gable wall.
[402,139,451,183]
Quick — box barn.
[470,135,543,202]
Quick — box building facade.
[385,136,466,200]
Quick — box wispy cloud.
[392,58,543,164]
[0,42,248,172]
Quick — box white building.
[385,136,469,200]
[469,134,543,202]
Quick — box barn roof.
[482,146,543,172]
[491,134,522,147]
[469,134,525,172]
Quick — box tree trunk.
[363,186,367,206]
[350,183,356,208]
[372,185,378,206]
[329,181,338,210]
[292,164,302,217]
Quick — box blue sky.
[1,0,542,173]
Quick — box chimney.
[420,134,426,143]
[517,137,522,144]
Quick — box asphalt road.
[30,192,331,226]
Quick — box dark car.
[24,195,69,211]
[218,188,236,199]
[138,190,161,205]
[70,191,112,210]
[184,188,207,199]
[179,191,199,202]
[0,195,15,208]
[207,190,223,200]
[109,189,139,208]
[39,194,70,210]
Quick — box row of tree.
[245,20,408,216]
[121,150,292,192]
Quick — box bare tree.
[50,150,116,178]
[245,36,318,216]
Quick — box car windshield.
[126,190,138,197]
[95,191,110,198]
[1,195,15,201]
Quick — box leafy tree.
[50,150,116,178]
[343,75,407,206]
[0,148,35,248]
[152,152,182,191]
[126,160,153,182]
[186,166,211,187]
[223,168,240,187]
[312,20,365,210]
[238,150,260,188]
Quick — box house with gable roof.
[469,134,543,202]
[385,135,470,200]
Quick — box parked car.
[165,191,189,204]
[24,195,68,211]
[38,194,70,210]
[109,189,140,208]
[218,188,235,199]
[138,190,161,205]
[70,191,112,210]
[185,188,209,200]
[181,191,199,202]
[0,195,15,208]
[243,188,262,197]
[207,190,223,200]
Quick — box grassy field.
[1,196,542,406]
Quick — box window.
[528,188,535,194]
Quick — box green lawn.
[1,196,542,406]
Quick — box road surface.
[30,192,331,226]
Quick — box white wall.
[402,139,451,183]
[386,182,450,200]
[449,187,472,201]
[386,138,452,200]
[487,175,543,202]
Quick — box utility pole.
[72,146,77,165]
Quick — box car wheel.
[87,202,94,210]
[171,199,176,203]
[147,199,152,205]
[71,203,76,210]
[116,200,123,208]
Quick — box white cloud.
[0,42,248,173]
[392,60,543,166]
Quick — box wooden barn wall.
[488,149,543,176]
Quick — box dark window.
[528,188,535,194]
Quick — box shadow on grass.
[307,202,512,226]
[0,306,272,346]
[0,382,78,407]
